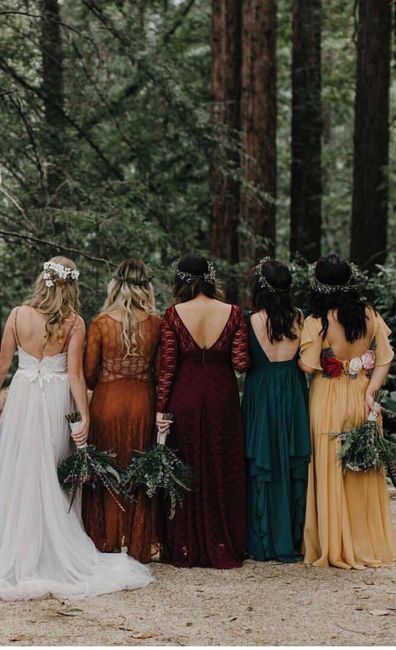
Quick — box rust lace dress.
[82,313,161,563]
[157,304,250,568]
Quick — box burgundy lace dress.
[157,304,250,568]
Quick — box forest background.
[0,0,395,414]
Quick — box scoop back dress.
[301,310,395,569]
[0,316,153,601]
[82,313,161,562]
[156,304,250,568]
[242,314,311,562]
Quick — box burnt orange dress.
[82,313,161,562]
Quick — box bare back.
[13,305,77,359]
[251,310,302,362]
[324,308,375,360]
[175,296,232,349]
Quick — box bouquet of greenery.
[122,445,193,520]
[58,412,126,512]
[332,404,396,474]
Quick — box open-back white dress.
[0,345,153,601]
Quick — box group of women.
[0,251,394,601]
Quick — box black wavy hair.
[173,254,223,303]
[251,259,301,343]
[309,254,371,342]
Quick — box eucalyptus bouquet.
[332,403,396,473]
[58,412,126,512]
[122,432,193,520]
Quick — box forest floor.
[1,495,395,647]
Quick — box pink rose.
[361,350,376,370]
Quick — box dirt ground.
[1,497,395,647]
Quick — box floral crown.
[173,260,216,285]
[43,261,80,288]
[255,256,290,293]
[308,260,361,294]
[113,272,153,287]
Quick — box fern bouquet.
[122,445,193,520]
[332,405,396,473]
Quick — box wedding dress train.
[0,348,153,601]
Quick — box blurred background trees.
[0,0,395,322]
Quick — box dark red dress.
[156,304,250,568]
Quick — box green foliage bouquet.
[58,413,126,512]
[332,404,396,474]
[122,446,193,520]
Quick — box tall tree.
[350,0,391,272]
[209,0,242,301]
[40,0,66,213]
[290,0,322,261]
[240,0,277,265]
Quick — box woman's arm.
[0,308,18,413]
[365,362,392,417]
[156,309,179,434]
[67,317,90,446]
[83,319,102,390]
[231,307,251,372]
[298,359,315,375]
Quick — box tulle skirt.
[0,351,153,601]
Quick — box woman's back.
[13,305,77,359]
[323,307,375,360]
[174,297,232,350]
[249,310,302,363]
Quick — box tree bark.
[350,0,391,272]
[240,0,277,265]
[290,0,322,262]
[209,0,242,301]
[40,0,66,212]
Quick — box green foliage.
[122,445,193,520]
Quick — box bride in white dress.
[0,256,153,601]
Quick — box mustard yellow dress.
[301,309,395,569]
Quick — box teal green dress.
[242,315,311,563]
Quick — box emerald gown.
[242,315,311,563]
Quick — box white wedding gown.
[0,347,154,601]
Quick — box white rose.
[348,356,363,375]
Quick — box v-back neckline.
[249,315,297,364]
[173,304,234,351]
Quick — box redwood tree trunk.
[350,0,391,272]
[240,0,277,265]
[290,0,322,262]
[210,0,242,301]
[40,0,66,213]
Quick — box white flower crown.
[255,256,290,293]
[43,261,80,288]
[308,260,361,294]
[173,260,216,285]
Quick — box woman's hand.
[156,412,172,433]
[71,420,89,447]
[364,391,375,419]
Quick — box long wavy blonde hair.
[26,256,80,343]
[102,259,156,356]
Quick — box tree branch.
[0,229,117,268]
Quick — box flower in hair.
[174,260,216,285]
[308,260,361,295]
[255,256,289,293]
[43,261,80,288]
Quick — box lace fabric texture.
[156,304,250,568]
[84,314,160,387]
[82,313,161,563]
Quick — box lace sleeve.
[231,306,251,372]
[83,319,102,390]
[157,309,179,412]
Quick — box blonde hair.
[102,259,156,356]
[26,256,80,342]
